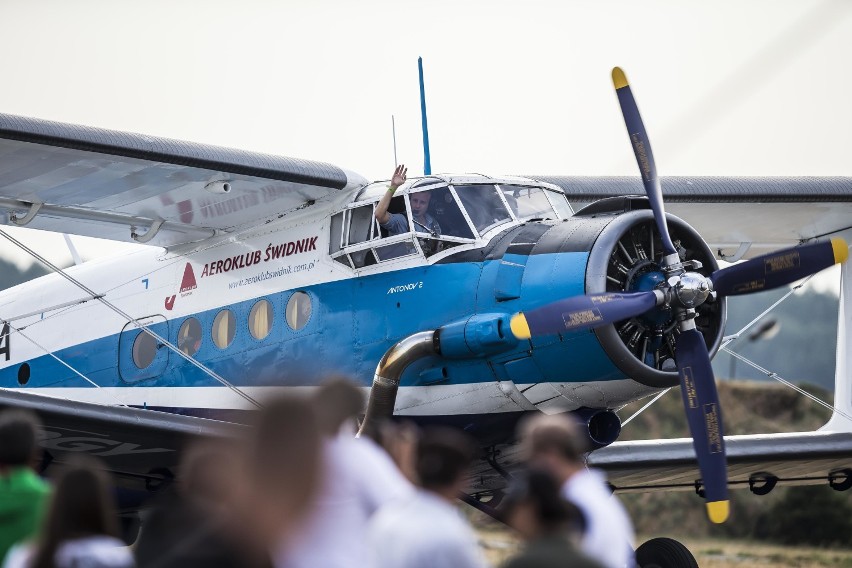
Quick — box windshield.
[453,185,512,234]
[499,185,557,220]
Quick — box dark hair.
[31,456,119,568]
[251,394,322,519]
[0,409,42,466]
[416,426,477,490]
[312,377,364,436]
[501,467,586,534]
[520,414,589,464]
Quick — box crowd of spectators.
[0,379,635,568]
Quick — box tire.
[635,537,699,568]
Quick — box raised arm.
[375,164,407,224]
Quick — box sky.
[1,0,850,293]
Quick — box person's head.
[499,467,586,541]
[246,395,322,544]
[416,426,477,498]
[32,456,118,568]
[518,414,589,482]
[409,191,432,219]
[374,419,419,484]
[312,376,364,436]
[0,408,42,469]
[178,438,243,511]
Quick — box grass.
[471,506,852,568]
[678,538,852,568]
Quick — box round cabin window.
[212,309,236,349]
[132,330,159,369]
[178,318,202,356]
[286,292,312,331]
[249,299,273,340]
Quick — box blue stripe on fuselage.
[0,252,628,392]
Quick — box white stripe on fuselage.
[6,379,660,416]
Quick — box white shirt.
[563,468,635,568]
[276,432,413,568]
[3,536,134,568]
[368,489,487,568]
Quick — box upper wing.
[536,176,852,259]
[0,113,367,248]
[0,387,243,497]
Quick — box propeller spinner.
[510,67,848,523]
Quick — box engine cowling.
[578,198,726,388]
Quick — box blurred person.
[368,426,487,568]
[134,439,272,568]
[520,414,635,568]
[246,394,324,549]
[0,409,51,564]
[499,468,604,568]
[374,419,419,484]
[276,378,413,568]
[3,455,133,568]
[136,395,321,568]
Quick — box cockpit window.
[348,203,379,245]
[453,185,512,234]
[421,187,475,240]
[500,185,555,220]
[548,191,573,219]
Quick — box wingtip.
[831,238,849,264]
[706,500,729,524]
[510,313,531,340]
[612,67,629,89]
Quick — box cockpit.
[329,174,573,269]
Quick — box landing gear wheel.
[635,537,698,568]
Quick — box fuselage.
[1,174,722,445]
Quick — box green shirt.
[0,467,51,564]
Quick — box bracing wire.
[0,228,262,409]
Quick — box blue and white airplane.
[1,67,851,556]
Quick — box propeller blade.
[510,291,662,339]
[711,238,848,297]
[612,67,677,258]
[675,327,729,523]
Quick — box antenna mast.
[391,115,398,167]
[418,57,432,175]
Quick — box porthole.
[17,363,30,385]
[212,309,236,349]
[132,330,158,369]
[178,318,202,356]
[249,299,273,340]
[286,292,312,331]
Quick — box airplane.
[1,65,851,566]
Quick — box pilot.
[375,165,442,254]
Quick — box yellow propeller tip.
[612,67,629,89]
[831,238,849,264]
[706,500,730,524]
[510,314,531,340]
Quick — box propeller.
[711,239,848,296]
[508,66,849,524]
[510,291,664,339]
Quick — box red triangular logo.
[180,263,197,293]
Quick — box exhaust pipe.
[357,331,437,439]
[573,408,622,450]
